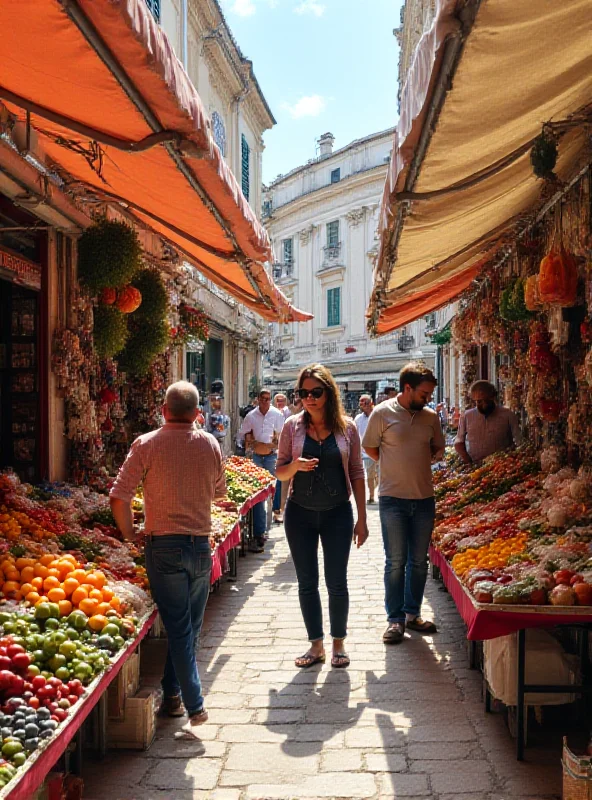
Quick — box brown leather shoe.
[406,617,437,634]
[383,622,405,644]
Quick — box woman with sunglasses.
[276,364,369,668]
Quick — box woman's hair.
[297,363,349,435]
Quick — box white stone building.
[147,0,275,426]
[262,130,437,412]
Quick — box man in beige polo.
[363,363,445,644]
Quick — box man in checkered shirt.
[454,380,521,465]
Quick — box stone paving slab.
[83,508,564,800]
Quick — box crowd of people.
[109,363,521,727]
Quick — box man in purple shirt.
[455,380,522,465]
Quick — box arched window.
[211,111,226,157]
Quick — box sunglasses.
[297,387,325,400]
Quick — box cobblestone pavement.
[82,506,563,799]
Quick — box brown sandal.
[295,651,325,668]
[331,652,350,668]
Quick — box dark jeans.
[379,496,436,624]
[145,535,211,714]
[252,453,277,537]
[285,499,354,641]
[273,479,282,512]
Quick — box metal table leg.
[516,628,526,761]
[228,547,238,580]
[468,639,478,669]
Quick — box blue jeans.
[285,500,354,641]
[145,535,211,714]
[273,479,282,512]
[252,453,277,537]
[379,496,436,624]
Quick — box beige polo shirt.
[362,398,445,499]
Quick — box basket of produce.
[563,737,592,800]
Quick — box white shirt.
[239,406,285,445]
[355,411,372,457]
[276,406,291,419]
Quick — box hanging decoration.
[170,303,209,347]
[78,218,142,293]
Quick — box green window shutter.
[241,134,250,202]
[327,287,341,327]
[327,220,339,247]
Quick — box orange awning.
[370,0,592,335]
[0,0,312,323]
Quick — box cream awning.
[370,0,592,334]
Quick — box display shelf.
[429,545,592,640]
[0,609,158,800]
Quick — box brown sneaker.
[161,695,185,717]
[383,622,405,644]
[189,708,209,726]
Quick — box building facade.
[150,0,274,415]
[262,130,437,411]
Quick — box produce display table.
[430,546,592,760]
[0,609,158,800]
[210,484,274,586]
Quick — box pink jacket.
[277,412,365,499]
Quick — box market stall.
[0,453,274,796]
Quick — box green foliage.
[118,317,170,377]
[131,268,168,320]
[500,278,532,322]
[78,218,142,293]
[431,327,452,346]
[93,305,129,358]
[531,131,558,180]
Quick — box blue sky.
[219,0,404,184]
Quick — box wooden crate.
[107,688,158,750]
[107,651,141,720]
[563,737,592,800]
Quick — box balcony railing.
[398,334,415,352]
[320,243,343,269]
[272,262,294,281]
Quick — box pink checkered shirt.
[110,422,226,537]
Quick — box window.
[327,287,341,327]
[211,111,226,157]
[326,220,339,247]
[144,0,160,21]
[282,238,293,265]
[330,167,341,184]
[241,134,250,202]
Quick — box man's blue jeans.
[379,496,436,623]
[145,535,211,715]
[252,453,277,537]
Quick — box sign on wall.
[0,247,41,291]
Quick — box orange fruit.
[47,587,66,603]
[20,583,35,597]
[4,570,20,582]
[71,586,89,606]
[25,591,41,605]
[62,578,79,597]
[61,554,78,564]
[34,564,49,579]
[46,568,61,580]
[96,602,111,616]
[88,614,108,632]
[35,596,48,605]
[58,599,73,617]
[91,571,106,589]
[3,580,20,595]
[71,570,88,584]
[20,566,35,584]
[88,589,104,603]
[15,558,33,571]
[83,574,100,590]
[78,598,99,616]
[110,596,121,610]
[101,587,114,602]
[43,576,60,592]
[31,576,44,591]
[40,554,55,567]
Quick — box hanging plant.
[118,317,170,377]
[131,268,168,320]
[530,127,558,180]
[93,305,129,358]
[500,278,532,321]
[78,218,142,293]
[170,303,209,347]
[431,327,452,346]
[116,285,142,314]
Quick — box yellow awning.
[370,0,592,334]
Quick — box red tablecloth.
[3,609,158,800]
[429,546,592,640]
[238,484,275,515]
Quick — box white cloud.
[231,0,256,15]
[281,94,326,119]
[294,0,325,16]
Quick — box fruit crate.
[563,737,592,800]
[107,651,140,720]
[107,688,159,750]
